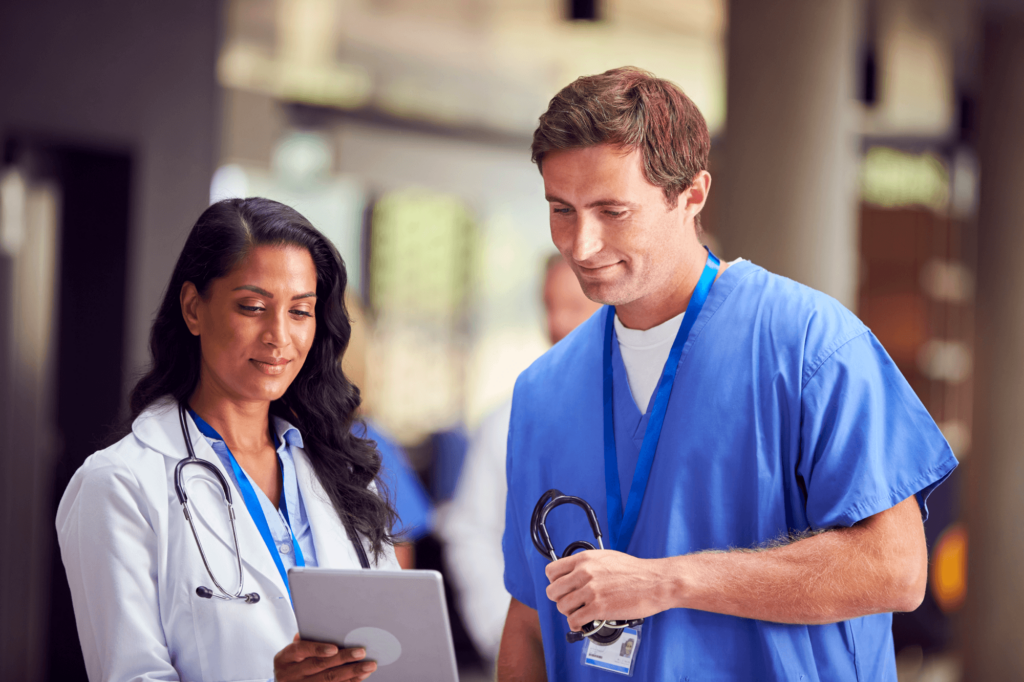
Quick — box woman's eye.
[290,309,313,318]
[239,304,265,313]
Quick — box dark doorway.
[4,137,132,682]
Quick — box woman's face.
[181,244,318,405]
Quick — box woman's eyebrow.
[233,284,273,297]
[232,285,316,300]
[234,282,274,296]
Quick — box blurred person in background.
[441,254,601,666]
[57,198,392,682]
[343,294,434,568]
[498,67,958,681]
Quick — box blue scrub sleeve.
[502,414,538,609]
[367,424,434,541]
[798,331,958,529]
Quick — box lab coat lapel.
[292,445,367,569]
[133,398,290,599]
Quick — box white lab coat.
[56,397,398,682]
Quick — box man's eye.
[553,207,572,214]
[605,210,624,217]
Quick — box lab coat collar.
[291,446,370,568]
[132,397,290,600]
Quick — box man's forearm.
[665,496,927,624]
[497,598,547,682]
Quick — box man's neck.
[615,246,709,331]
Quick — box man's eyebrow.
[232,285,316,300]
[585,199,639,209]
[544,194,638,209]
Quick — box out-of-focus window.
[366,189,475,443]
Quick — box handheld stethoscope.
[174,402,371,604]
[531,489,644,645]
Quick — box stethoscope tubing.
[531,489,639,642]
[176,403,255,602]
[175,402,371,604]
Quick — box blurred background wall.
[0,2,219,680]
[1,0,1023,680]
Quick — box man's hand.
[545,550,671,631]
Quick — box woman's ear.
[180,281,202,336]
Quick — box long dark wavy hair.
[130,197,396,561]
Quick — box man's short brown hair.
[531,66,711,210]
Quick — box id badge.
[580,625,642,676]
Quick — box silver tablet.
[289,567,459,682]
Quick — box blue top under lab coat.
[502,260,957,681]
[192,411,319,570]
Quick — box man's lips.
[250,358,290,375]
[577,261,621,275]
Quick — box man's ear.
[682,170,712,218]
[180,281,202,337]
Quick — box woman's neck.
[188,380,274,462]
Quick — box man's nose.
[571,212,603,264]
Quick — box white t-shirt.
[614,311,684,414]
[614,258,741,413]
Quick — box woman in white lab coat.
[57,197,397,681]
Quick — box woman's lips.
[250,358,289,376]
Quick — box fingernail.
[361,662,377,672]
[321,645,338,656]
[353,648,366,659]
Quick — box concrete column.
[964,12,1024,681]
[720,0,860,310]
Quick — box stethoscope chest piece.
[531,489,644,645]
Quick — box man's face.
[542,144,692,308]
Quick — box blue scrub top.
[502,260,957,681]
[358,421,433,541]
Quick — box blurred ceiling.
[219,0,727,136]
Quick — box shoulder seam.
[803,328,871,386]
[681,260,762,352]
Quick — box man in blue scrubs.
[498,67,957,681]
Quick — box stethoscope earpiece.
[530,489,644,645]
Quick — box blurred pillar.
[720,0,860,309]
[964,10,1024,681]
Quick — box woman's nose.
[262,310,289,347]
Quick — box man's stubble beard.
[576,264,652,309]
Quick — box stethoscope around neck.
[531,489,644,645]
[174,402,371,605]
[175,403,261,603]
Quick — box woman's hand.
[274,634,378,681]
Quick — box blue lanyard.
[603,249,720,552]
[188,410,306,598]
